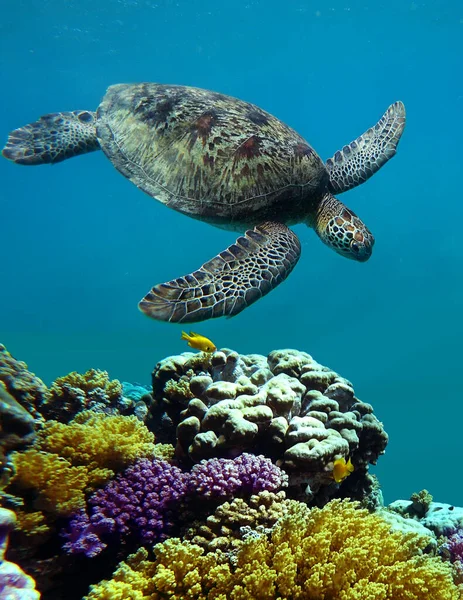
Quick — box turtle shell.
[96,83,327,228]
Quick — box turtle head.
[313,193,374,262]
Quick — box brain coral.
[85,499,463,600]
[152,348,388,501]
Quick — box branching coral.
[36,411,157,472]
[187,454,288,501]
[65,454,287,556]
[13,510,51,544]
[226,499,462,599]
[84,499,463,600]
[8,450,90,516]
[85,543,228,600]
[4,412,161,538]
[49,370,122,399]
[410,488,434,517]
[41,369,123,422]
[184,490,293,552]
[442,529,463,583]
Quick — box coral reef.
[152,348,388,501]
[389,499,463,537]
[64,459,187,555]
[85,499,463,599]
[184,490,293,552]
[441,529,463,583]
[41,369,123,422]
[8,450,90,516]
[0,345,46,424]
[0,382,36,460]
[5,412,159,516]
[0,507,40,600]
[2,411,164,559]
[187,453,288,501]
[37,370,153,423]
[84,542,225,600]
[65,454,287,556]
[36,411,158,472]
[2,343,461,600]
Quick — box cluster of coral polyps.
[1,343,463,599]
[152,348,388,501]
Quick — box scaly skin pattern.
[139,221,301,323]
[315,193,374,261]
[2,111,99,165]
[96,83,328,229]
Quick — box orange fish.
[332,457,354,483]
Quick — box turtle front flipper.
[326,101,406,194]
[139,222,301,323]
[2,111,99,165]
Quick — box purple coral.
[62,509,112,557]
[64,454,287,557]
[188,454,288,500]
[64,459,187,556]
[0,507,40,599]
[443,528,463,569]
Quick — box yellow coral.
[10,449,88,515]
[151,442,175,461]
[6,412,163,521]
[86,544,230,600]
[186,490,294,552]
[49,368,122,399]
[86,499,463,600]
[36,411,157,472]
[15,509,51,538]
[228,499,462,600]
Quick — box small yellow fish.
[332,457,354,483]
[181,331,217,353]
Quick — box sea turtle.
[2,83,405,323]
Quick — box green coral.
[410,488,434,517]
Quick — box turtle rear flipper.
[138,221,301,323]
[326,101,406,194]
[2,111,99,165]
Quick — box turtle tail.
[2,110,99,165]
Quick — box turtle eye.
[351,242,360,253]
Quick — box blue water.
[1,0,462,507]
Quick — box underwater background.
[0,0,461,512]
